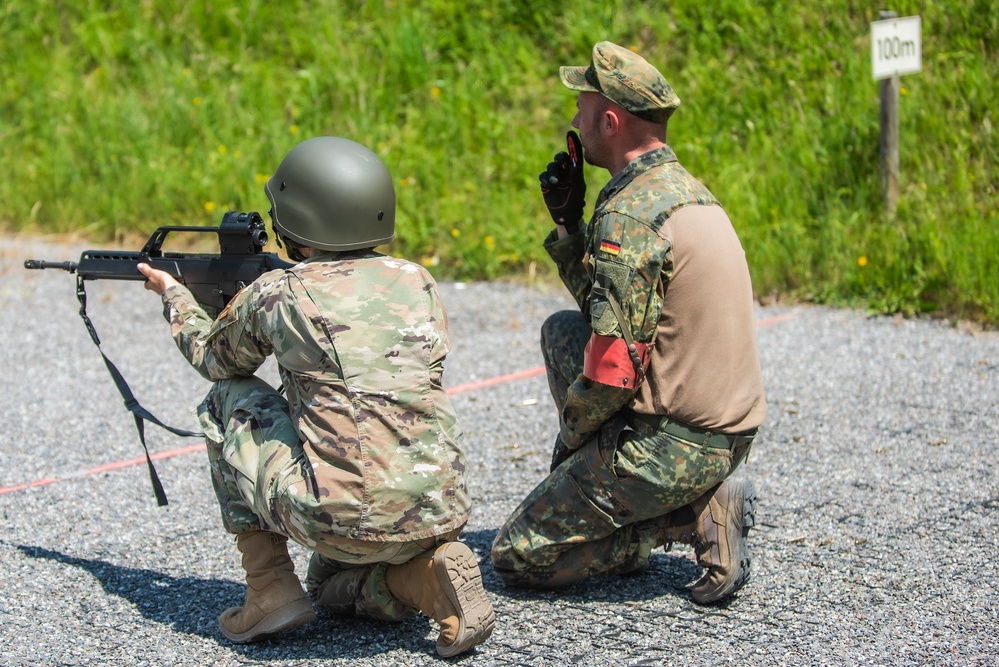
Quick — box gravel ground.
[2,233,997,666]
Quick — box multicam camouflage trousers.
[198,375,452,621]
[490,310,752,588]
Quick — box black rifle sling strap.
[75,275,203,506]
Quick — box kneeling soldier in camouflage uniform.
[491,42,767,604]
[139,137,494,657]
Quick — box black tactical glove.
[539,131,585,233]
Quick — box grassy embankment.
[2,1,996,323]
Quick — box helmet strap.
[277,234,308,262]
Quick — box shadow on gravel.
[12,529,723,663]
[13,543,239,638]
[10,543,472,661]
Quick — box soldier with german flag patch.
[492,42,767,605]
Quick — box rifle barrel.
[24,260,79,272]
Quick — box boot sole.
[219,597,316,644]
[693,479,757,603]
[433,542,496,658]
[736,479,757,590]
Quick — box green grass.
[2,0,997,323]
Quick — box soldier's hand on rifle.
[137,263,180,296]
[539,130,586,234]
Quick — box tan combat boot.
[688,479,757,604]
[219,530,316,643]
[385,541,495,657]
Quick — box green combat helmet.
[266,136,395,252]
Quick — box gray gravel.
[2,233,997,666]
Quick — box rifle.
[25,210,292,315]
[24,211,293,506]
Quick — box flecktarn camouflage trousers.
[490,310,751,588]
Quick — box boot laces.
[664,529,700,553]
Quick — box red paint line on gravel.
[446,366,547,395]
[1,311,796,496]
[0,443,206,496]
[755,312,797,328]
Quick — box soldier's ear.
[603,108,622,135]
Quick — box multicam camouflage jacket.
[161,250,470,541]
[544,145,733,448]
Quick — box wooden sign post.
[871,12,922,217]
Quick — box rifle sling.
[602,285,647,386]
[75,276,203,506]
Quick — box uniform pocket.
[590,259,634,337]
[220,411,264,499]
[613,429,733,508]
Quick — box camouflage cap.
[560,41,680,123]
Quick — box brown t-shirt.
[630,204,766,434]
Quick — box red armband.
[582,333,651,388]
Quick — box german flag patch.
[599,239,621,256]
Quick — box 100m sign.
[871,15,921,80]
[876,34,918,60]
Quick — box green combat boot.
[689,479,757,604]
[385,541,495,657]
[219,530,316,643]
